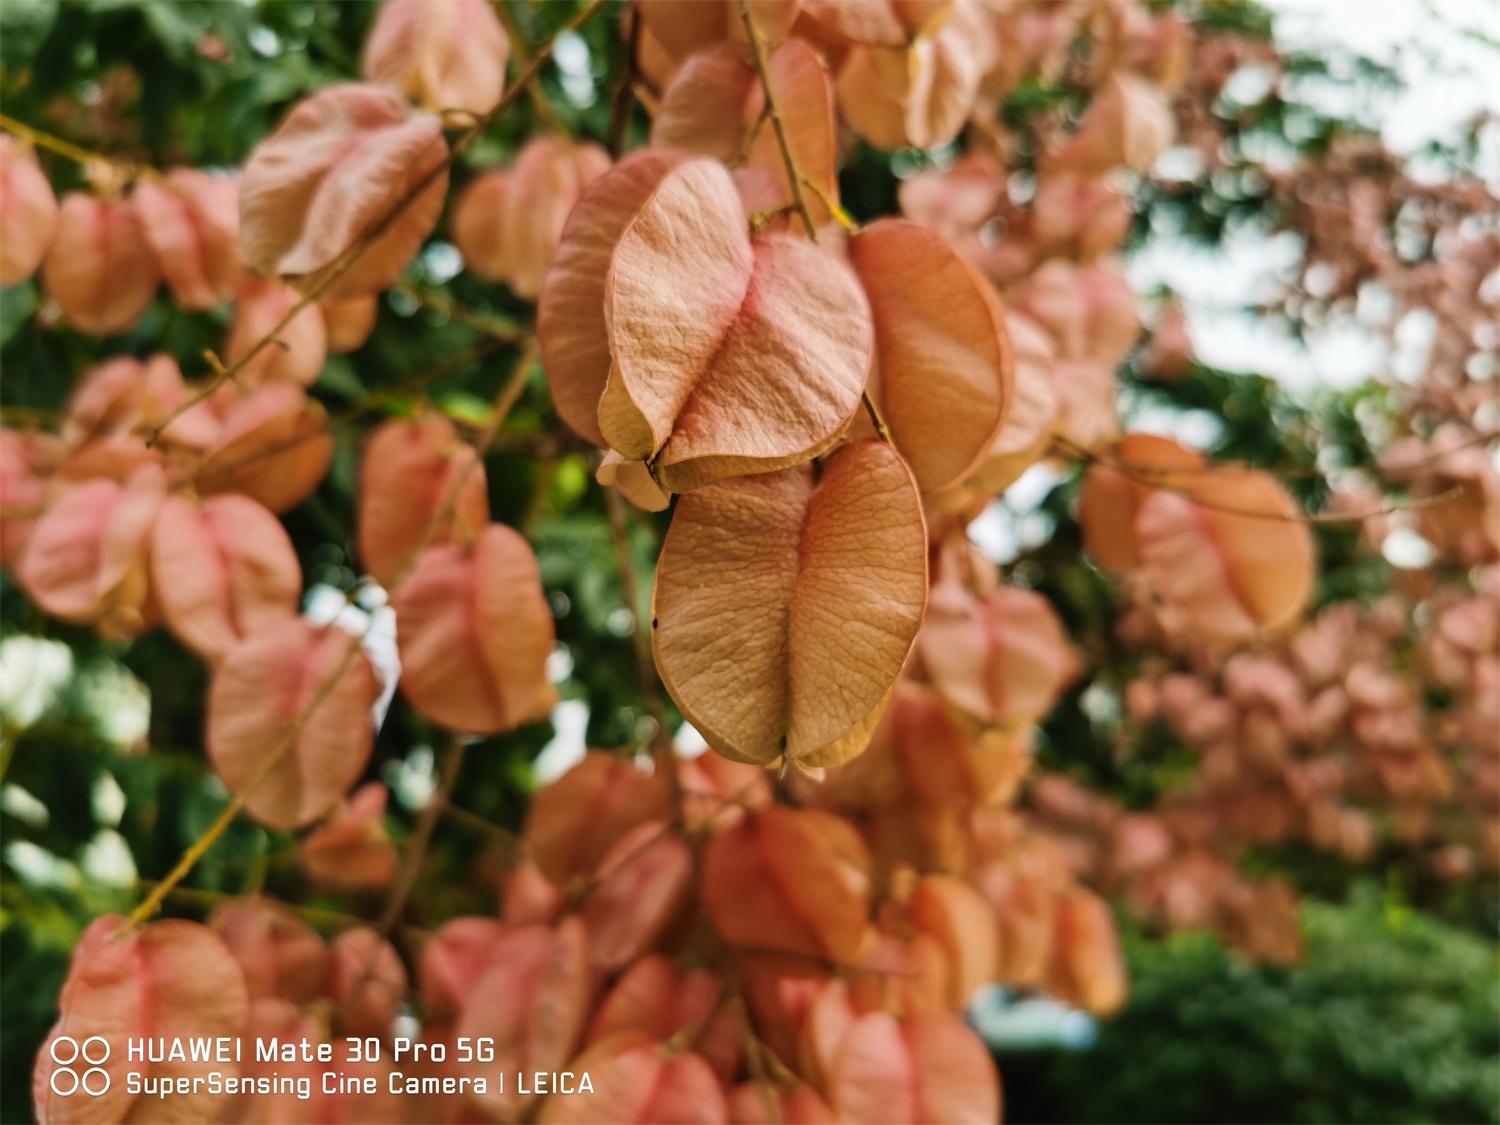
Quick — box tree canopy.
[2,1,1496,1123]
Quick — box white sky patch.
[1121,391,1225,447]
[0,637,149,748]
[1382,524,1439,569]
[1,784,48,828]
[533,698,590,784]
[546,644,574,684]
[91,772,126,827]
[0,637,74,726]
[79,828,137,887]
[76,661,150,748]
[969,464,1063,564]
[420,241,464,285]
[4,840,77,890]
[305,583,400,733]
[675,722,710,760]
[384,742,436,810]
[554,30,596,107]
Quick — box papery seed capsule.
[0,135,59,286]
[43,193,161,335]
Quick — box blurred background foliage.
[0,1,1495,1124]
[1029,888,1500,1125]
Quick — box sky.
[1268,0,1500,165]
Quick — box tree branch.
[736,1,886,447]
[0,112,153,180]
[374,736,467,937]
[176,340,506,483]
[393,283,528,341]
[603,482,684,808]
[1051,434,1464,525]
[607,5,642,158]
[729,987,783,1125]
[441,800,525,861]
[134,879,426,939]
[603,484,663,731]
[800,174,856,231]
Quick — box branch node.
[736,0,820,244]
[862,391,893,445]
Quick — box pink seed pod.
[18,461,166,638]
[223,277,328,389]
[298,783,398,893]
[42,193,161,336]
[451,137,611,299]
[0,135,59,286]
[362,0,510,117]
[151,491,302,662]
[239,83,449,299]
[131,168,244,310]
[321,294,379,353]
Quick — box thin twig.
[0,405,64,426]
[442,801,525,860]
[1053,434,1464,525]
[603,482,684,806]
[1371,427,1499,477]
[144,0,606,447]
[736,0,884,453]
[607,2,641,157]
[490,0,570,135]
[748,201,798,231]
[730,989,782,1125]
[801,174,856,231]
[0,112,152,178]
[375,737,468,936]
[393,283,528,341]
[181,340,507,485]
[0,730,18,783]
[134,880,416,935]
[563,776,770,911]
[603,483,665,737]
[730,102,772,168]
[736,0,818,242]
[862,391,893,444]
[385,342,535,595]
[322,353,533,981]
[523,459,559,536]
[122,640,364,930]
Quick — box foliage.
[0,0,1495,1123]
[1048,889,1500,1125]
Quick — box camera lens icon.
[49,1036,110,1097]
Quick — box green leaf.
[437,391,493,426]
[0,0,59,74]
[316,356,370,403]
[0,284,37,349]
